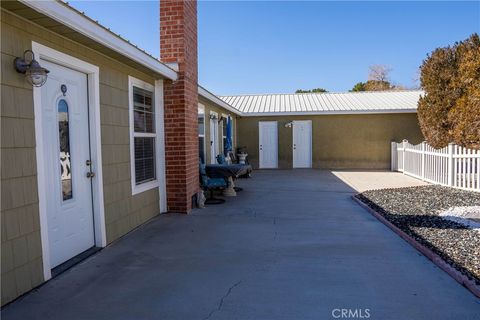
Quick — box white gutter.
[239,109,417,117]
[20,0,178,81]
[198,86,242,116]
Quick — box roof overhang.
[196,89,418,117]
[239,109,418,117]
[198,86,242,116]
[17,0,178,81]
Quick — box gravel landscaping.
[356,185,480,285]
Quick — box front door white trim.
[32,42,106,281]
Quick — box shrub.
[418,34,480,149]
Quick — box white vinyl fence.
[391,140,480,192]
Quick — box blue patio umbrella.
[225,116,233,154]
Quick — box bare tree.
[368,64,392,82]
[411,68,421,90]
[353,64,407,91]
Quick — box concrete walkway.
[3,170,479,320]
[332,170,428,192]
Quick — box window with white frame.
[198,104,206,163]
[129,77,158,194]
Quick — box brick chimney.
[160,0,199,213]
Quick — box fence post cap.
[402,139,408,142]
[448,142,455,145]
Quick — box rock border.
[352,195,480,299]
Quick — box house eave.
[19,0,178,81]
[198,86,242,116]
[239,109,418,117]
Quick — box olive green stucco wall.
[1,9,162,305]
[199,97,238,165]
[237,113,424,169]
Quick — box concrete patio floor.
[2,170,480,320]
[332,170,429,192]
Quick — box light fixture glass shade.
[14,51,49,87]
[25,69,48,87]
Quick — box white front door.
[41,60,95,268]
[293,120,312,168]
[210,113,219,164]
[259,121,278,168]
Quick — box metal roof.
[220,91,423,116]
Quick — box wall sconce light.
[284,121,293,128]
[14,50,49,87]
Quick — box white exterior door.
[259,121,278,168]
[41,60,95,268]
[293,120,312,168]
[210,113,219,164]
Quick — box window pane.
[134,137,156,184]
[134,110,146,132]
[58,99,72,201]
[145,112,154,132]
[133,86,154,133]
[198,114,204,135]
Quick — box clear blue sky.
[70,1,479,95]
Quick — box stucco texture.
[1,8,162,305]
[236,113,424,169]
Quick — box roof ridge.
[219,90,423,98]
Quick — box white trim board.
[209,111,219,164]
[239,109,418,117]
[155,80,167,213]
[198,103,207,164]
[32,41,106,281]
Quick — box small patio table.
[205,164,252,197]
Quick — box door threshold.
[51,246,101,278]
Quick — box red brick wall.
[160,0,199,213]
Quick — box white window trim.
[31,42,106,281]
[128,76,162,196]
[209,111,218,164]
[154,80,167,213]
[198,104,206,163]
